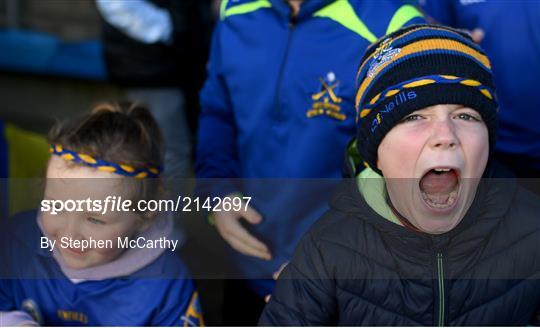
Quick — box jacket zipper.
[274,7,297,122]
[436,252,445,326]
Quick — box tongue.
[420,170,458,194]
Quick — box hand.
[265,262,288,302]
[213,195,271,260]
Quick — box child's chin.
[416,207,463,234]
[412,196,466,233]
[62,258,94,270]
[415,216,462,234]
[60,250,99,270]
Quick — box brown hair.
[48,101,164,211]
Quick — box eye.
[455,113,481,121]
[401,114,423,122]
[87,217,106,225]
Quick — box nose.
[62,217,84,242]
[429,118,459,150]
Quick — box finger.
[224,233,272,260]
[214,210,271,259]
[265,295,271,303]
[227,219,271,256]
[241,205,262,225]
[273,262,288,280]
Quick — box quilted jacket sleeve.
[259,233,336,326]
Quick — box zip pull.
[436,252,446,326]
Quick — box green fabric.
[5,124,49,215]
[385,4,424,35]
[220,0,229,19]
[222,0,272,20]
[5,124,49,178]
[356,167,402,226]
[346,139,362,176]
[313,0,377,43]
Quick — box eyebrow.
[82,211,104,217]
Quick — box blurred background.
[1,0,117,133]
[0,0,213,133]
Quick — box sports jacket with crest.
[195,0,424,296]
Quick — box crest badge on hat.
[367,38,401,78]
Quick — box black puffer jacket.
[260,163,540,326]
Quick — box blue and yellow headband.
[49,144,161,179]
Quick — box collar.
[356,167,401,227]
[36,212,176,281]
[268,0,335,21]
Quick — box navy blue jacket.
[260,162,540,325]
[196,0,424,295]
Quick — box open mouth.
[419,167,460,211]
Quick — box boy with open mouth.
[260,24,540,326]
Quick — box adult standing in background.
[196,0,425,323]
[420,0,540,184]
[96,0,212,180]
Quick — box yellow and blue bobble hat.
[355,24,498,174]
[49,144,161,179]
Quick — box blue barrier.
[0,29,106,81]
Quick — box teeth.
[433,168,451,172]
[421,189,458,209]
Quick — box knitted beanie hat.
[355,24,498,175]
